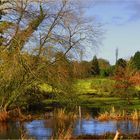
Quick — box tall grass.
[54,108,77,121]
[131,109,140,120]
[97,107,140,121]
[51,109,77,140]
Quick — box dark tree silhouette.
[131,51,140,70]
[91,55,100,76]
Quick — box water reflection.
[74,119,140,135]
[0,122,20,139]
[0,123,9,134]
[25,120,52,139]
[0,119,140,139]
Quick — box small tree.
[114,59,134,104]
[91,56,100,76]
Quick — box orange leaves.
[130,72,140,86]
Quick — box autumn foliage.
[130,72,140,86]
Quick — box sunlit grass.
[74,78,97,94]
[74,77,114,95]
[135,86,140,91]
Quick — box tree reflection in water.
[0,123,9,134]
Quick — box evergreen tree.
[116,58,127,68]
[91,55,100,75]
[131,51,140,70]
[115,58,127,76]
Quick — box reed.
[51,125,73,140]
[54,108,77,121]
[130,109,140,120]
[57,127,72,140]
[97,111,109,121]
[98,107,140,121]
[84,112,92,120]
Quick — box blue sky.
[83,0,140,64]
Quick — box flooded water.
[0,118,140,139]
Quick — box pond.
[0,118,140,139]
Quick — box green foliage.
[100,69,110,77]
[98,58,111,77]
[17,85,44,111]
[91,56,100,76]
[131,51,140,70]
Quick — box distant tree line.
[71,50,140,79]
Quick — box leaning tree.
[0,0,100,111]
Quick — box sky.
[83,0,140,65]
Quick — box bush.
[17,85,44,111]
[100,69,110,77]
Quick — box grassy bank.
[79,96,140,110]
[37,77,140,111]
[73,77,140,110]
